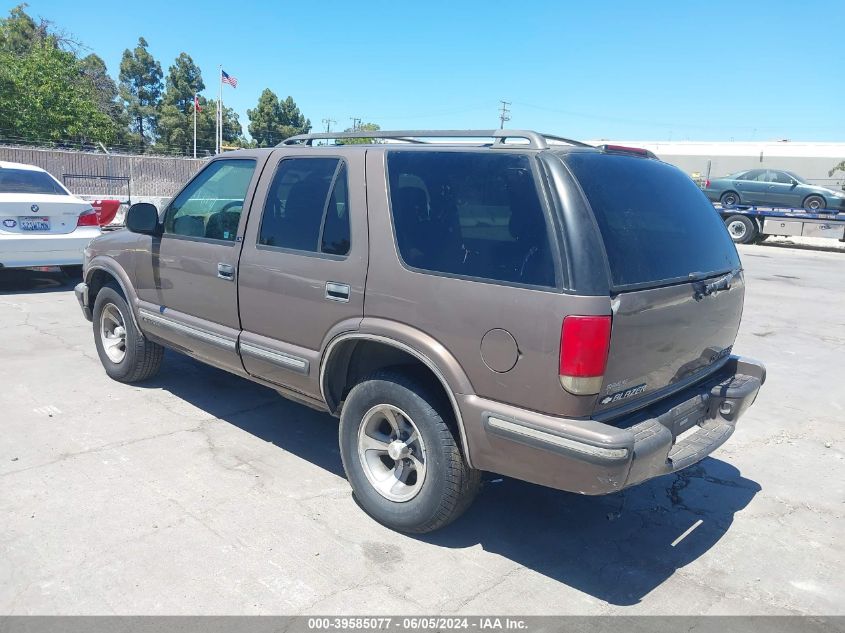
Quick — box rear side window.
[259,157,350,256]
[0,168,67,195]
[564,153,740,289]
[386,151,555,287]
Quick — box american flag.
[221,70,238,88]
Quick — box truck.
[717,204,845,245]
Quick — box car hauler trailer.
[716,204,845,245]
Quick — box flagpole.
[193,94,197,159]
[216,65,222,154]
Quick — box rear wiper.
[693,269,740,301]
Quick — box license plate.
[19,217,50,231]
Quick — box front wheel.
[803,195,825,212]
[92,284,164,382]
[339,370,481,533]
[724,214,758,244]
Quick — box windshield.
[784,171,806,184]
[0,168,67,195]
[563,153,741,289]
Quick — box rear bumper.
[461,355,765,494]
[0,229,99,268]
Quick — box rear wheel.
[720,191,740,208]
[92,284,163,382]
[724,214,758,244]
[803,195,825,212]
[339,369,481,533]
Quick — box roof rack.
[279,129,591,150]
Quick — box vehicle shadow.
[757,239,845,255]
[421,459,759,606]
[0,268,79,294]
[143,352,760,606]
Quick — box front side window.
[0,169,67,195]
[164,159,256,241]
[386,151,555,287]
[769,171,794,184]
[258,157,350,255]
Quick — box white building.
[587,140,845,189]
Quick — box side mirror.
[126,203,160,235]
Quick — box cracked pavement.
[0,243,843,615]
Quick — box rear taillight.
[77,208,99,227]
[559,315,612,395]
[705,179,711,188]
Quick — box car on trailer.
[703,168,845,212]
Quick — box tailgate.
[598,273,744,414]
[559,151,745,418]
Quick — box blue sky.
[21,0,844,141]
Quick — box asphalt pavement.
[0,243,843,615]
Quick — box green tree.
[157,53,205,155]
[0,42,113,145]
[247,89,310,147]
[0,3,40,54]
[79,53,132,145]
[829,162,845,191]
[119,37,163,152]
[337,122,381,144]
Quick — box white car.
[0,161,100,271]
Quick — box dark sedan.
[703,169,845,211]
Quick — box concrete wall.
[0,145,204,198]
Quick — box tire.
[60,265,83,278]
[720,191,740,208]
[92,284,163,383]
[724,214,758,244]
[339,369,481,533]
[803,195,825,212]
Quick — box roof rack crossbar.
[279,129,587,149]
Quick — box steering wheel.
[218,201,243,213]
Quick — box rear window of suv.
[0,168,67,195]
[563,153,741,289]
[386,151,556,288]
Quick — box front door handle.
[325,281,350,302]
[217,263,235,281]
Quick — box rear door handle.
[325,282,350,302]
[217,263,235,281]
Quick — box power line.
[498,100,511,129]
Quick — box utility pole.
[322,118,336,133]
[349,117,362,131]
[498,100,511,129]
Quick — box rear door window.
[0,169,67,195]
[386,151,555,287]
[563,153,740,289]
[258,157,350,255]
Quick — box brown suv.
[74,130,765,533]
